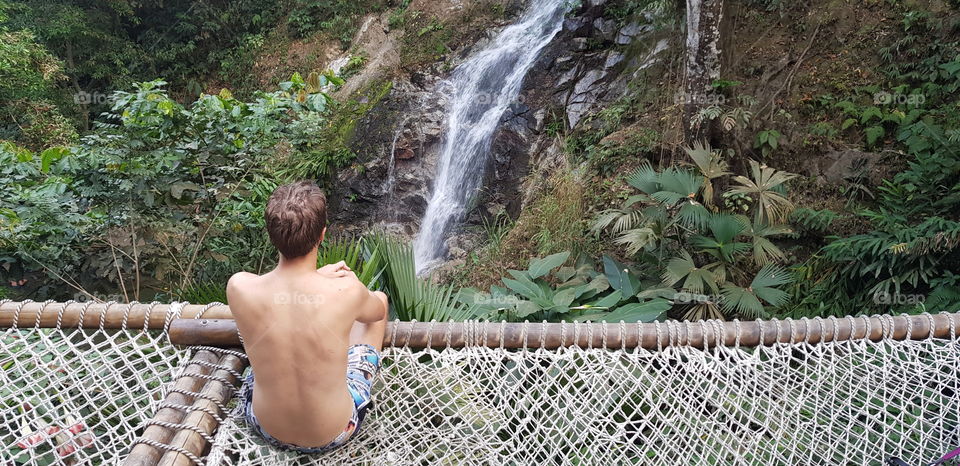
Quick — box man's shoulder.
[227,271,261,288]
[225,272,263,310]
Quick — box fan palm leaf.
[368,233,475,321]
[690,214,750,263]
[678,201,711,230]
[626,162,660,194]
[720,264,793,318]
[615,227,660,255]
[662,250,719,294]
[739,216,792,265]
[727,160,798,224]
[657,167,703,204]
[685,141,730,209]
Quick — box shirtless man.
[226,181,389,453]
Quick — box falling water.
[384,116,412,219]
[413,0,570,272]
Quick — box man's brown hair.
[265,181,328,259]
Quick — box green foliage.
[388,0,412,29]
[277,79,388,182]
[340,53,368,79]
[814,217,960,312]
[5,0,287,102]
[753,129,780,157]
[368,234,475,322]
[0,29,75,146]
[788,208,840,234]
[399,12,453,68]
[0,75,349,300]
[780,8,960,317]
[465,251,672,323]
[288,0,387,48]
[0,30,64,104]
[727,160,798,225]
[566,85,662,173]
[591,144,797,319]
[177,281,228,304]
[317,236,384,288]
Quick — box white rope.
[1,310,959,465]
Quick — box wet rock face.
[331,1,675,248]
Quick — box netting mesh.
[209,336,960,466]
[1,325,188,464]
[1,313,958,465]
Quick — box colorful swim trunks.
[240,344,382,453]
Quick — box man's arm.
[330,270,388,323]
[357,290,388,323]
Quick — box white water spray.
[413,0,569,272]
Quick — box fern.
[789,208,840,233]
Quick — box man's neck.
[275,249,318,275]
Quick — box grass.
[453,172,598,290]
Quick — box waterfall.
[384,116,412,220]
[413,0,570,273]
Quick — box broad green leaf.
[603,255,638,296]
[553,287,578,307]
[40,147,68,173]
[555,266,577,283]
[502,277,540,301]
[592,291,623,308]
[528,251,570,279]
[593,299,671,323]
[515,300,541,318]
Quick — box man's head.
[265,181,327,259]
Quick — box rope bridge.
[1,300,958,465]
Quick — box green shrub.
[0,74,347,300]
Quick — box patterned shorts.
[241,344,382,453]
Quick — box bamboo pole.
[3,301,957,349]
[0,301,231,329]
[157,351,247,466]
[124,350,222,466]
[168,313,960,349]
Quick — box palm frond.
[368,233,474,321]
[626,163,660,194]
[677,202,711,230]
[615,227,659,255]
[658,167,703,201]
[662,251,719,294]
[727,160,798,224]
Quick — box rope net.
[0,306,957,465]
[208,335,960,465]
[1,322,187,464]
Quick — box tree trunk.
[683,0,724,145]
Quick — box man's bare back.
[227,262,388,448]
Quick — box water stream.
[412,0,570,273]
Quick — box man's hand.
[317,261,352,278]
